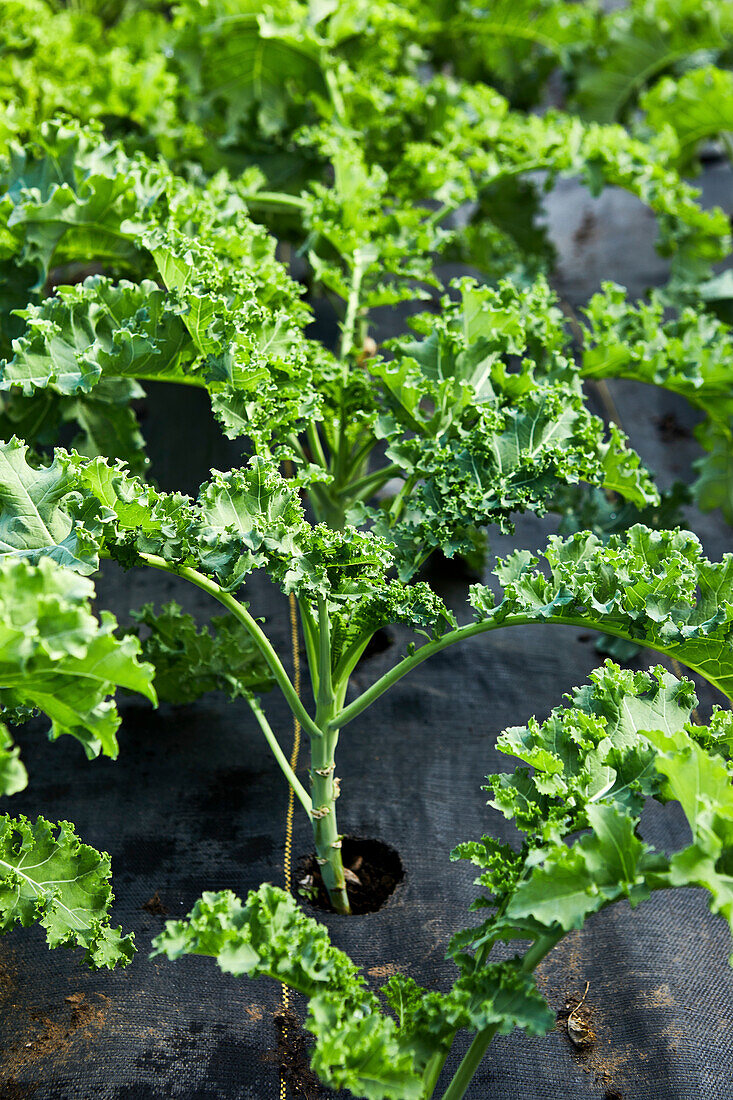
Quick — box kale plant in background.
[1,1,730,291]
[2,122,732,528]
[1,0,733,925]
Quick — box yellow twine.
[279,590,302,1099]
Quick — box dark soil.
[0,992,109,1080]
[297,836,404,915]
[272,1009,323,1100]
[655,412,691,442]
[142,891,169,917]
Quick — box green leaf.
[152,884,423,1099]
[0,0,183,169]
[580,283,733,519]
[0,723,27,797]
[456,662,733,962]
[472,526,733,701]
[581,282,733,428]
[643,727,733,945]
[0,813,134,968]
[0,118,163,288]
[0,554,155,760]
[571,0,733,123]
[497,660,694,816]
[0,124,320,454]
[430,0,594,107]
[1,277,195,395]
[73,453,196,565]
[171,4,327,151]
[126,602,273,704]
[641,66,733,171]
[0,437,111,573]
[692,422,733,525]
[507,804,655,930]
[370,279,657,578]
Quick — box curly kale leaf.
[0,723,27,797]
[581,283,733,427]
[470,525,733,701]
[170,2,328,158]
[152,882,552,1096]
[378,76,729,282]
[141,226,319,450]
[0,446,452,672]
[0,124,321,454]
[381,963,553,1076]
[420,0,594,107]
[452,661,733,961]
[153,884,422,1099]
[0,813,134,968]
[0,554,155,760]
[640,66,733,172]
[0,0,183,162]
[645,726,733,946]
[570,0,733,124]
[0,436,113,573]
[367,279,657,578]
[581,283,733,520]
[0,118,166,291]
[493,662,696,836]
[1,277,195,394]
[126,602,273,704]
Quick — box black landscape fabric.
[2,166,733,1100]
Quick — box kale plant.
[154,662,733,1097]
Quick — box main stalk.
[310,722,349,913]
[310,597,350,914]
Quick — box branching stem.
[135,553,323,742]
[333,614,721,732]
[246,695,312,816]
[436,933,562,1100]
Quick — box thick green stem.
[310,726,349,914]
[306,421,329,469]
[333,613,729,733]
[339,251,366,364]
[240,190,308,212]
[310,598,350,914]
[345,462,402,501]
[437,933,561,1100]
[332,251,367,493]
[342,435,378,485]
[324,65,348,123]
[421,1051,450,1100]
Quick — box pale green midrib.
[335,612,732,730]
[0,854,86,929]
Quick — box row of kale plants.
[2,3,733,1097]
